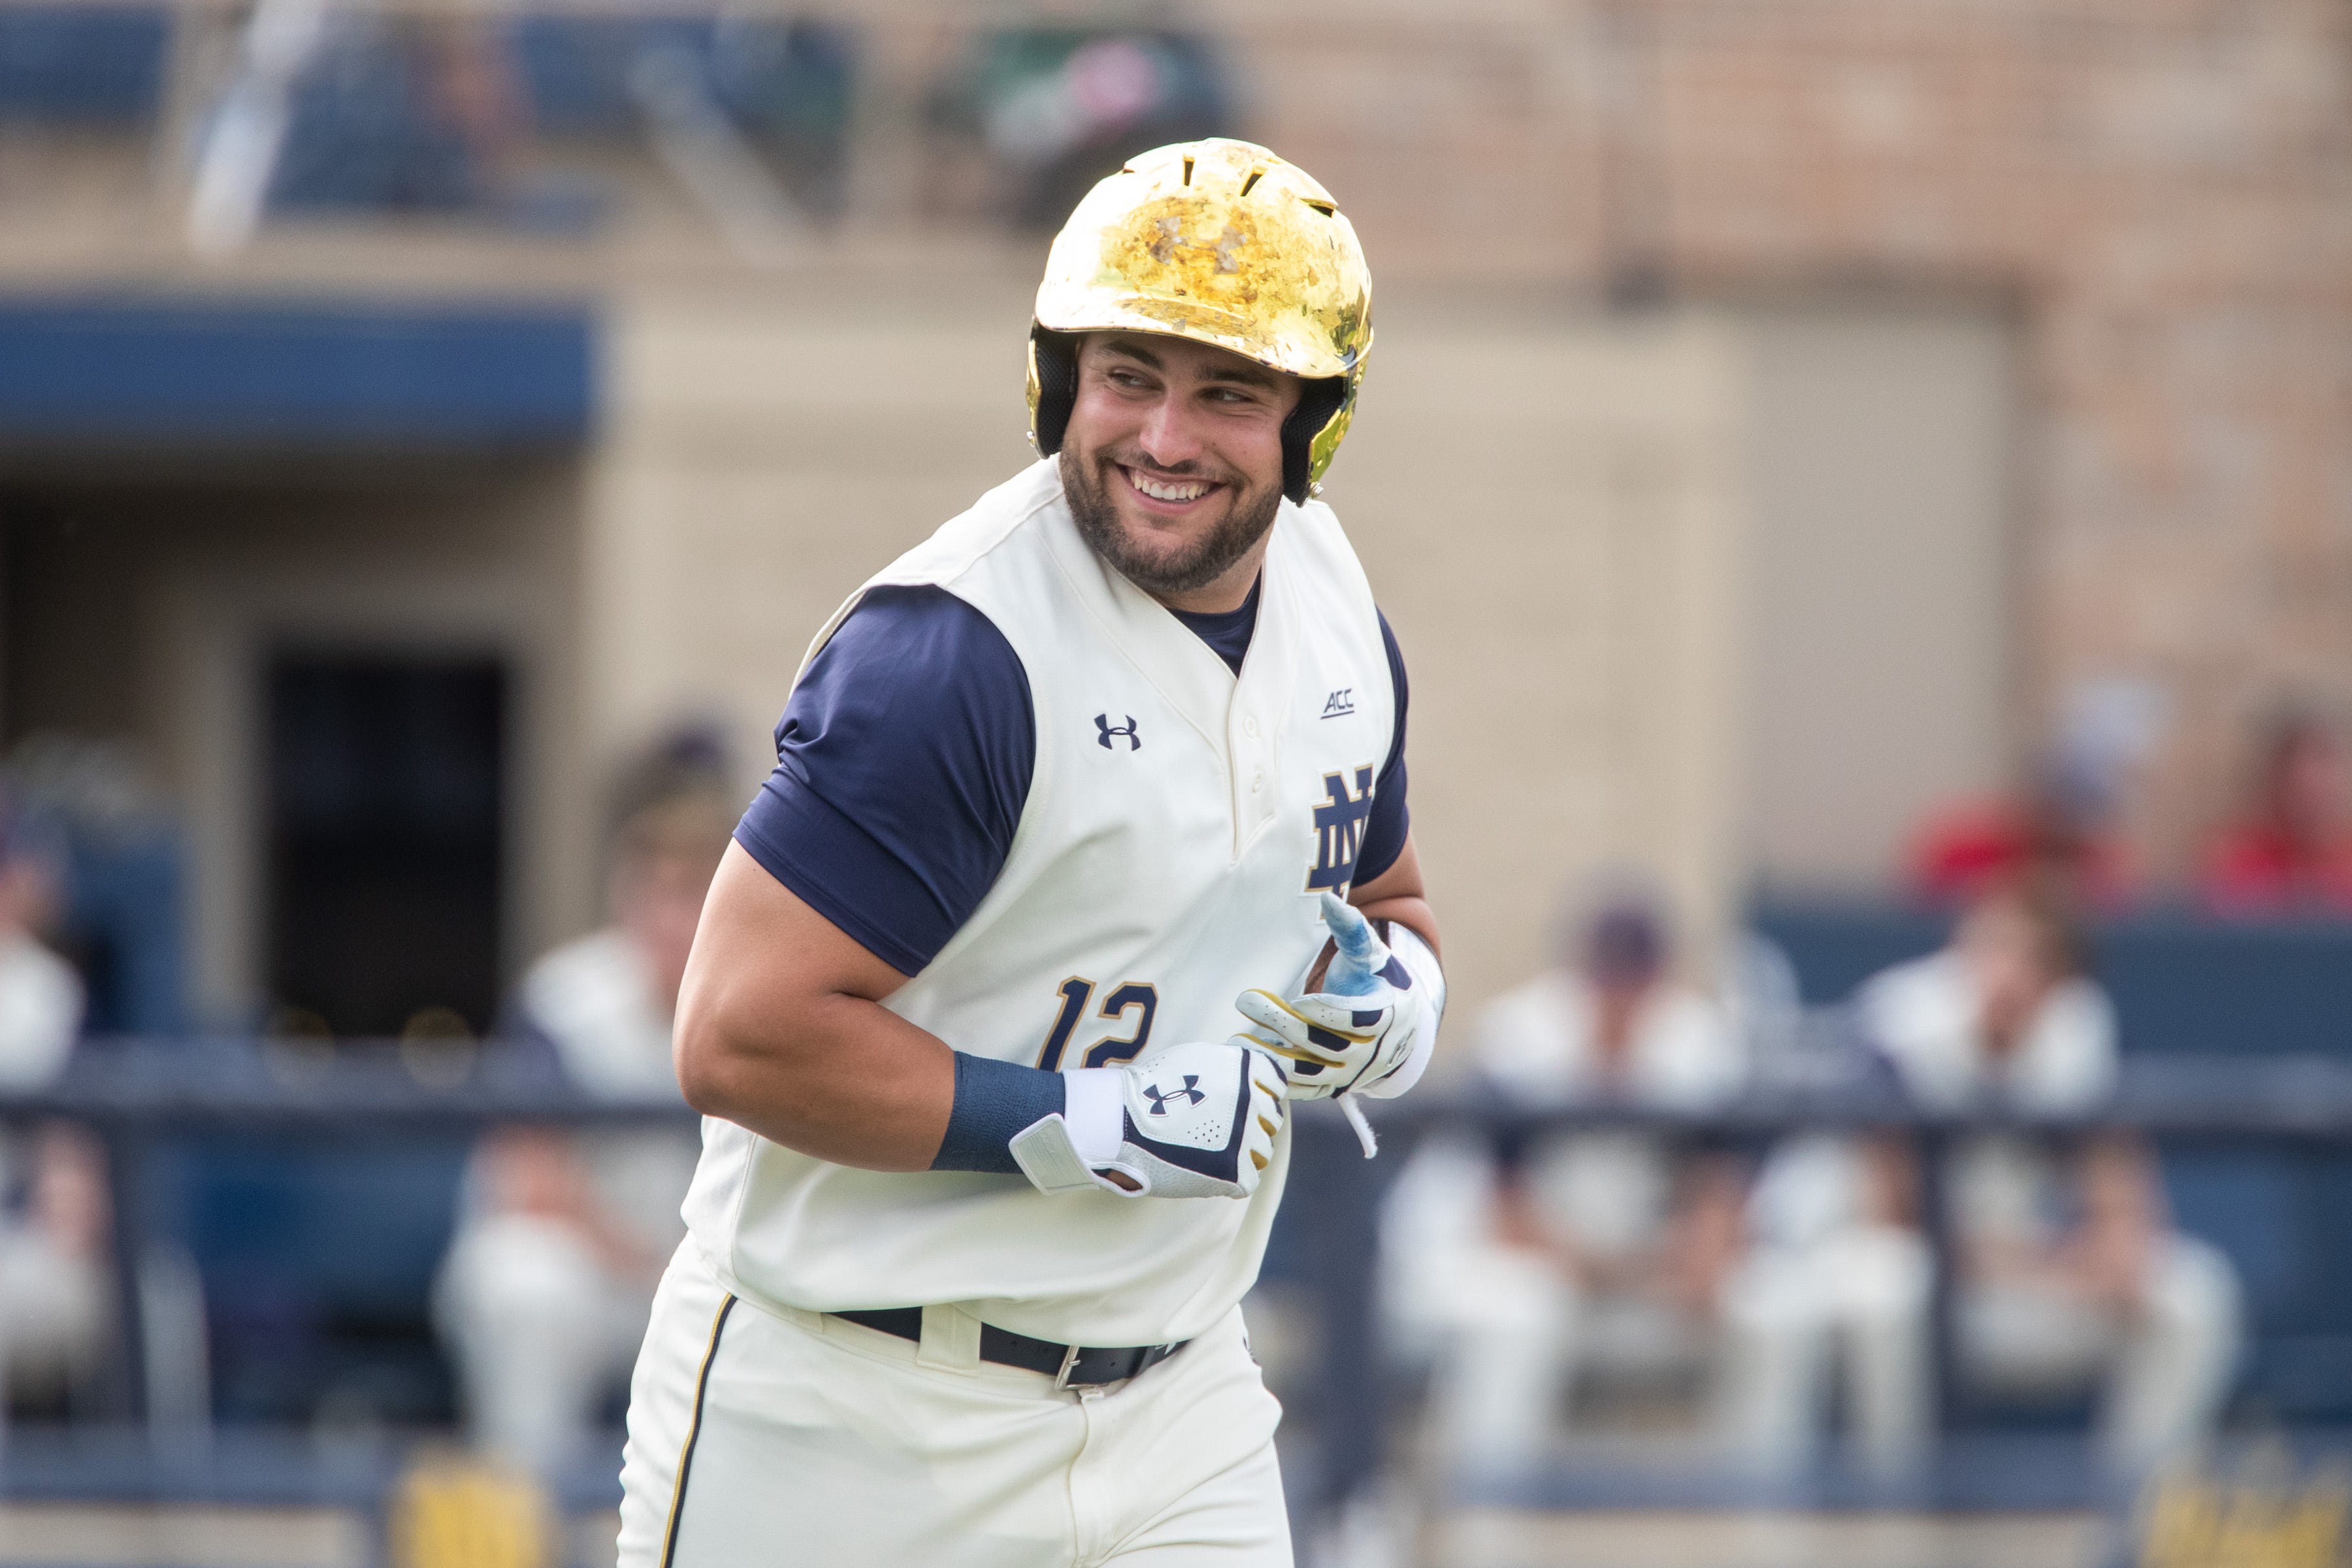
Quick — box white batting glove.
[1237,893,1442,1102]
[1234,894,1445,1157]
[1009,1038,1288,1200]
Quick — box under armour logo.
[1141,1075,1204,1115]
[1096,714,1141,751]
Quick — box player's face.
[1958,898,2054,1051]
[616,847,721,1011]
[1060,333,1302,604]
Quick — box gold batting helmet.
[1027,137,1373,504]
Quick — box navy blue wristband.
[930,1052,1068,1174]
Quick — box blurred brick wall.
[1222,0,2352,877]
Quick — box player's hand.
[1009,1039,1288,1200]
[1235,892,1428,1102]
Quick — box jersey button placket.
[1228,702,1279,854]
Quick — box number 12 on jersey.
[1036,977,1159,1071]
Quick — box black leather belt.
[830,1308,1188,1390]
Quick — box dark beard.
[1060,446,1281,598]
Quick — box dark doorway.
[264,653,504,1038]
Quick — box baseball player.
[616,139,1444,1566]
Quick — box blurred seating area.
[0,732,725,1511]
[13,705,2352,1529]
[1276,707,2352,1534]
[1219,904,2338,1556]
[0,3,1242,252]
[1754,898,2352,1433]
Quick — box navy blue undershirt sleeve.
[1354,610,1412,886]
[732,585,1035,975]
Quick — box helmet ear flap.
[1028,326,1081,457]
[1281,376,1350,504]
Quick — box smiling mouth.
[1119,465,1220,506]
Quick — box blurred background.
[1,0,2349,1565]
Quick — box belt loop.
[916,1303,983,1371]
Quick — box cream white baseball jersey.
[679,458,1397,1347]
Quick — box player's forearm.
[1348,834,1440,958]
[1358,893,1438,958]
[677,985,956,1171]
[673,843,957,1171]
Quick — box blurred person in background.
[1908,680,2164,909]
[1907,763,2129,908]
[1837,879,2238,1472]
[0,791,110,1417]
[927,30,1233,231]
[1721,1128,1929,1476]
[2200,705,2352,914]
[3,736,183,1037]
[433,736,731,1475]
[1384,885,1748,1470]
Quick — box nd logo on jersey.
[1306,764,1376,894]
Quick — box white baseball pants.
[616,1242,1292,1567]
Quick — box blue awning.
[0,299,596,447]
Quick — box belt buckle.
[1053,1342,1083,1391]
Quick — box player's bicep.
[676,843,957,1167]
[675,843,908,1089]
[692,841,909,1002]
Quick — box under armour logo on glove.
[1006,1040,1288,1200]
[1142,1075,1205,1115]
